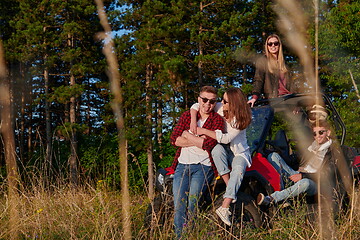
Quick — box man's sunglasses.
[267,41,279,47]
[313,130,328,136]
[199,96,216,104]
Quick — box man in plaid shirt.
[168,86,225,238]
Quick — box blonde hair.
[264,34,288,74]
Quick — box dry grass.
[0,180,359,240]
[0,180,125,239]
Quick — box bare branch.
[349,69,360,100]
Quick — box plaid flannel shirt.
[167,110,225,175]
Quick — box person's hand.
[247,98,256,108]
[292,106,300,115]
[181,130,190,138]
[196,127,205,136]
[289,173,302,183]
[190,119,197,135]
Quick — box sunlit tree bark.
[146,60,154,200]
[0,40,20,240]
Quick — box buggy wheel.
[144,193,174,228]
[232,193,262,229]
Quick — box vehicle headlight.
[157,173,164,185]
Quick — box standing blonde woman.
[248,34,295,107]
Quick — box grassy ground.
[0,180,359,240]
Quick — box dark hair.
[200,86,217,95]
[307,104,329,123]
[311,120,331,130]
[225,87,252,130]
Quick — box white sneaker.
[256,193,273,206]
[216,206,232,226]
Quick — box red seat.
[247,153,281,191]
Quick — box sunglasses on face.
[267,41,279,47]
[313,130,328,136]
[222,98,229,105]
[199,96,216,104]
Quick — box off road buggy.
[145,93,360,229]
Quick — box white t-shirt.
[191,102,252,167]
[178,118,211,166]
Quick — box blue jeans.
[211,144,249,201]
[172,163,214,239]
[267,152,317,203]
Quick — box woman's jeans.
[267,152,317,203]
[211,144,249,201]
[172,163,214,238]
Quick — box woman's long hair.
[264,34,288,74]
[225,87,252,130]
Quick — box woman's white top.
[191,102,251,167]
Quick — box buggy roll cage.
[249,93,346,153]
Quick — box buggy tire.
[144,193,174,228]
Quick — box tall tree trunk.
[85,79,91,133]
[43,26,52,179]
[146,60,154,200]
[95,1,131,239]
[68,33,78,186]
[0,40,20,240]
[198,46,203,86]
[27,76,33,160]
[44,67,52,176]
[157,101,163,160]
[69,73,78,185]
[11,62,26,163]
[20,77,25,162]
[198,2,204,86]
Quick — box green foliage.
[55,122,89,140]
[333,94,360,147]
[78,134,120,189]
[77,131,177,192]
[330,2,360,56]
[115,0,281,179]
[1,0,359,192]
[241,83,253,96]
[22,139,70,182]
[316,1,360,147]
[49,84,85,104]
[155,132,177,169]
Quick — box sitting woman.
[189,87,252,226]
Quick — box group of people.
[165,34,343,239]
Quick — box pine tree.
[317,1,360,146]
[5,0,110,183]
[114,0,280,197]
